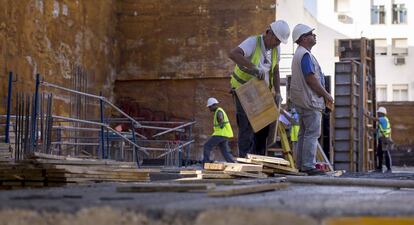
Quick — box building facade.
[277,0,414,101]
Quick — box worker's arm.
[216,111,225,128]
[305,74,333,104]
[272,64,282,104]
[364,109,379,122]
[229,47,257,73]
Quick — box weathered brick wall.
[0,0,119,116]
[114,0,276,159]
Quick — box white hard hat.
[377,107,387,114]
[270,20,290,44]
[207,97,219,107]
[292,24,315,43]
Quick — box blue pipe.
[5,72,13,143]
[31,74,40,150]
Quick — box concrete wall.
[0,0,119,116]
[114,0,277,159]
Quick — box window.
[335,0,351,13]
[375,39,387,55]
[376,85,387,101]
[392,84,409,101]
[392,1,407,24]
[392,38,408,55]
[371,5,386,24]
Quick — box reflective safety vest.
[379,116,391,138]
[230,35,278,90]
[290,125,300,142]
[212,107,233,138]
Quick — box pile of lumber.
[236,154,301,175]
[0,152,153,189]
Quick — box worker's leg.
[298,108,321,171]
[234,94,254,157]
[292,141,298,164]
[252,125,269,155]
[217,137,235,163]
[384,143,392,172]
[296,107,306,170]
[377,139,384,171]
[203,136,221,163]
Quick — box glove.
[253,67,265,80]
[274,94,283,106]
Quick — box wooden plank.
[223,163,263,172]
[174,178,235,185]
[204,163,226,171]
[223,171,268,179]
[117,183,212,192]
[235,79,278,132]
[247,154,290,166]
[235,157,255,164]
[208,183,289,197]
[197,173,234,179]
[286,176,414,188]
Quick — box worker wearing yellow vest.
[203,97,235,164]
[376,107,393,173]
[228,20,290,157]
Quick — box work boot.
[385,168,392,173]
[302,168,326,176]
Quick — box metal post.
[99,91,105,159]
[186,125,192,167]
[131,122,140,168]
[5,72,13,143]
[31,74,40,151]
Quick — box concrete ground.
[0,168,414,225]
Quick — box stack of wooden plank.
[236,154,300,175]
[0,152,153,189]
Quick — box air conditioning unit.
[337,14,353,24]
[394,56,406,65]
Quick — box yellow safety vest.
[230,35,278,90]
[290,125,300,142]
[212,107,233,138]
[379,116,391,138]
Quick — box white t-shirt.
[238,35,281,87]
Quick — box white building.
[277,0,414,102]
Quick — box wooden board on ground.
[205,162,263,172]
[235,79,278,132]
[174,178,236,185]
[204,163,226,171]
[223,170,268,179]
[207,183,289,197]
[247,154,290,166]
[117,183,213,192]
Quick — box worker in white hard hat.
[228,20,290,157]
[289,24,334,176]
[366,107,393,172]
[203,97,235,164]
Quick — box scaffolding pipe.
[152,121,196,138]
[52,115,149,155]
[41,80,142,128]
[5,72,12,143]
[156,140,194,158]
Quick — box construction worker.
[290,24,334,175]
[229,20,290,157]
[203,97,235,164]
[376,107,393,173]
